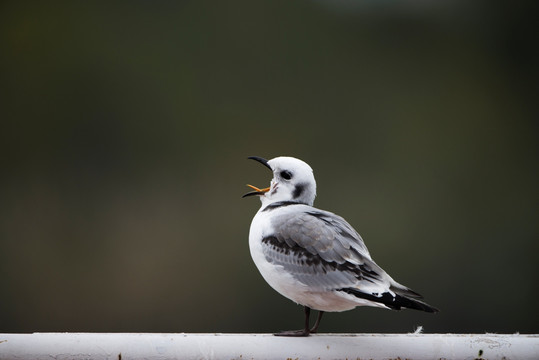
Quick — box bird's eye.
[280,170,293,180]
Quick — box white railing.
[1,333,538,360]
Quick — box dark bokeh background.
[1,1,537,334]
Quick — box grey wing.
[262,208,391,291]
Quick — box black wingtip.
[406,297,439,313]
[339,288,439,313]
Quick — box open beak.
[242,156,273,198]
[242,184,271,198]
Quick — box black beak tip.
[242,191,259,198]
[247,156,272,171]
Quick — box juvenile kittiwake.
[243,156,438,336]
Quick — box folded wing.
[262,207,438,312]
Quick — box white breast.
[248,209,308,303]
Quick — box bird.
[243,156,438,336]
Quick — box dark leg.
[309,311,324,333]
[274,306,311,337]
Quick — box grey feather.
[262,208,391,291]
[270,208,371,263]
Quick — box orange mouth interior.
[246,184,270,194]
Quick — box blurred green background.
[1,1,537,334]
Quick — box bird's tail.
[390,283,439,313]
[339,286,439,313]
[391,293,439,313]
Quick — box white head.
[243,156,317,206]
